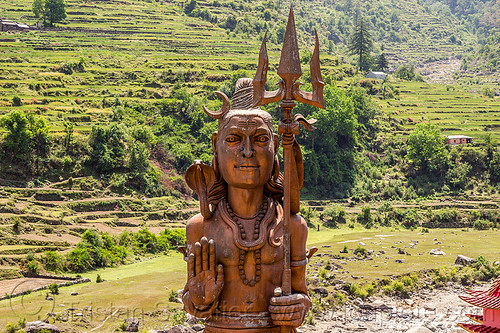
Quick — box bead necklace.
[226,199,269,286]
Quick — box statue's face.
[214,115,277,190]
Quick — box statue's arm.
[269,214,311,328]
[182,214,221,318]
[290,214,310,296]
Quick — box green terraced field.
[376,81,500,142]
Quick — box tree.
[295,83,359,197]
[32,0,66,27]
[32,0,44,21]
[348,18,373,71]
[376,46,389,71]
[406,123,447,172]
[1,110,32,162]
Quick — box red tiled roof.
[466,279,500,298]
[458,323,500,333]
[460,294,500,310]
[465,314,484,324]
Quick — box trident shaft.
[252,5,325,333]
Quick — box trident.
[252,5,325,333]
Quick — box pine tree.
[347,17,373,71]
[377,46,389,71]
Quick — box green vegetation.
[348,17,373,71]
[34,228,186,273]
[32,0,67,27]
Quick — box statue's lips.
[234,165,259,169]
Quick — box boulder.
[191,324,204,331]
[312,287,328,298]
[25,321,60,333]
[125,318,140,332]
[455,255,475,266]
[430,248,446,256]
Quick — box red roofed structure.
[458,276,500,333]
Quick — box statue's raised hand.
[187,237,224,309]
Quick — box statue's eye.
[255,136,269,143]
[225,136,240,143]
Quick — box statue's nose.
[241,138,255,158]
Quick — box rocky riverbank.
[300,283,481,333]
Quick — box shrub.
[26,260,39,274]
[321,205,346,227]
[43,251,64,272]
[474,219,493,230]
[353,246,367,257]
[12,96,21,106]
[394,65,424,82]
[170,308,186,326]
[340,245,348,253]
[357,206,373,228]
[48,282,59,295]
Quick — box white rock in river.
[406,326,433,333]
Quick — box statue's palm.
[188,268,224,307]
[187,237,224,308]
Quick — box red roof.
[460,294,500,310]
[461,277,500,309]
[466,314,484,324]
[458,323,500,333]
[466,279,500,298]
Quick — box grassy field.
[0,226,499,331]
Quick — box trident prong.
[252,6,325,111]
[252,31,283,107]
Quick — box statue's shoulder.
[289,213,308,249]
[186,213,205,242]
[290,213,307,232]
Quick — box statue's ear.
[212,131,218,154]
[273,133,279,154]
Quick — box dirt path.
[0,278,71,295]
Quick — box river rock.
[430,248,446,256]
[312,287,329,297]
[160,325,195,333]
[125,317,139,332]
[406,326,433,333]
[455,255,474,266]
[25,321,60,333]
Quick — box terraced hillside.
[0,177,196,279]
[376,80,500,142]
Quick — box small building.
[446,135,472,145]
[458,276,500,332]
[365,71,387,80]
[0,19,29,32]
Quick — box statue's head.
[204,78,282,202]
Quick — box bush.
[170,308,186,326]
[353,246,367,257]
[12,96,21,106]
[43,251,64,272]
[321,205,346,227]
[357,206,373,228]
[474,219,493,230]
[394,65,424,82]
[48,282,59,295]
[26,260,39,274]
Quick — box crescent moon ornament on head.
[203,91,231,119]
